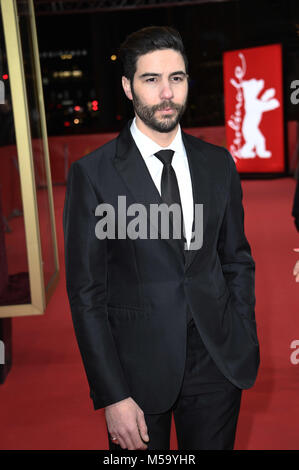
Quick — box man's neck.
[135,115,179,148]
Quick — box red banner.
[223,44,285,173]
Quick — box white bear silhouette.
[238,78,280,158]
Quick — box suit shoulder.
[184,132,234,169]
[186,133,228,156]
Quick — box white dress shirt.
[130,117,194,249]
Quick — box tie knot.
[154,149,175,166]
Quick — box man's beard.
[131,84,188,133]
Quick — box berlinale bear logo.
[228,53,280,160]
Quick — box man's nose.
[160,80,174,100]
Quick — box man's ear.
[122,76,133,101]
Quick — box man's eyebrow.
[138,71,187,79]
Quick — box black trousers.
[108,318,242,450]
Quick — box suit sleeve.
[217,150,256,321]
[63,161,131,410]
[292,177,299,232]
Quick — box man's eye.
[172,76,183,82]
[146,77,157,82]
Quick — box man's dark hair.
[119,26,188,82]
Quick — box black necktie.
[154,150,192,325]
[154,149,186,252]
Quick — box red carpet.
[0,177,298,450]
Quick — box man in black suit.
[292,174,299,232]
[63,26,260,450]
[292,172,299,282]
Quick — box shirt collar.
[130,116,185,159]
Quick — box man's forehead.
[136,49,185,72]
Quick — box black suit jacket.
[63,119,260,413]
[292,175,299,232]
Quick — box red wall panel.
[223,44,285,173]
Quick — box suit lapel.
[113,121,210,269]
[182,130,210,271]
[113,120,184,261]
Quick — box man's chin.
[152,123,178,133]
[151,115,179,132]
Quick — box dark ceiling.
[32,0,233,15]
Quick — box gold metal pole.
[0,0,45,317]
[28,0,60,302]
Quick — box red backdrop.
[223,44,285,173]
[1,121,297,220]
